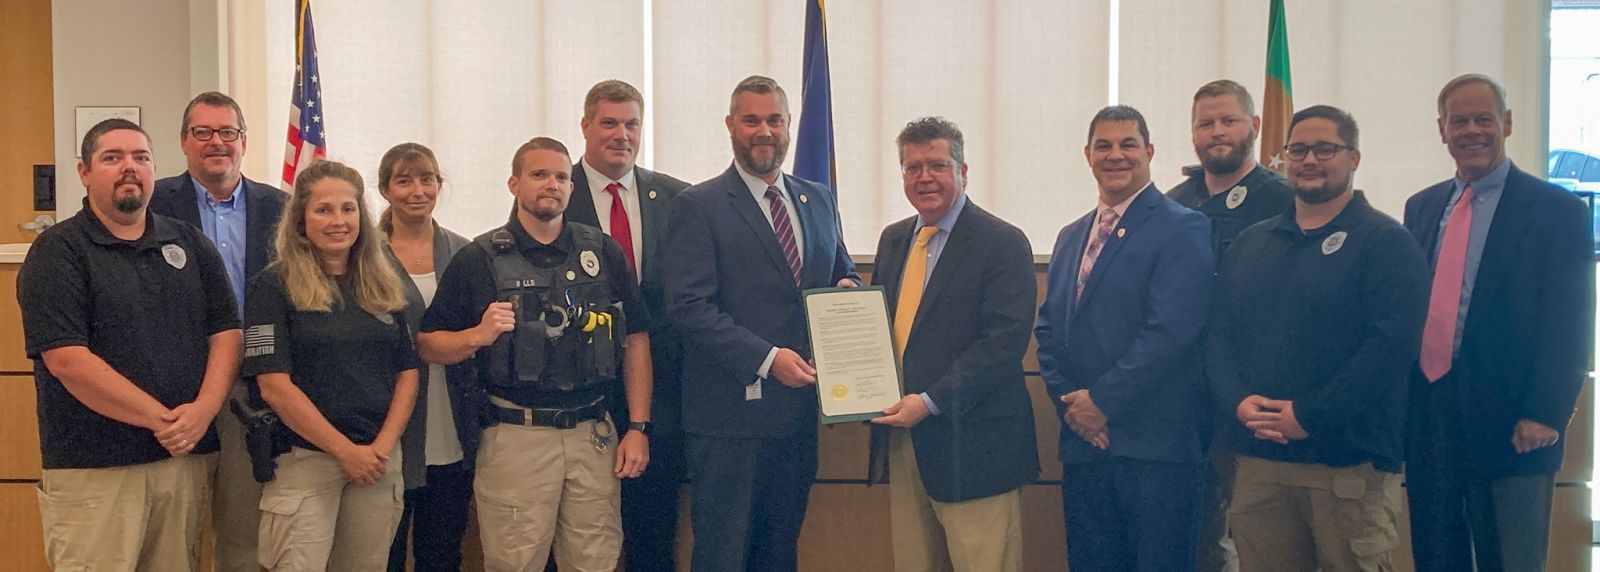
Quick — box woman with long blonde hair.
[373,143,475,572]
[241,160,419,571]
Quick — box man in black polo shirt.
[1205,105,1428,571]
[1167,79,1294,572]
[18,118,242,571]
[1168,79,1294,259]
[418,137,652,571]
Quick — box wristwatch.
[628,421,653,436]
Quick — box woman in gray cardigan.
[377,143,473,572]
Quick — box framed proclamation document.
[803,286,904,424]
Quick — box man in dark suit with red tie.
[868,117,1038,572]
[563,79,691,572]
[1403,73,1596,572]
[663,75,859,572]
[1035,105,1214,572]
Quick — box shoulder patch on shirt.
[244,324,275,357]
[162,244,187,269]
[1322,231,1348,255]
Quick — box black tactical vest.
[474,224,625,394]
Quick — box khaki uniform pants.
[1229,455,1401,572]
[257,446,404,571]
[212,405,264,572]
[38,453,217,572]
[888,429,1024,572]
[474,414,622,572]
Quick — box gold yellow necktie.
[893,226,940,358]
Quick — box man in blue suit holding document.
[662,75,859,572]
[1035,105,1214,572]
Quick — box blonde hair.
[272,160,407,315]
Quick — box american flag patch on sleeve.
[244,324,276,357]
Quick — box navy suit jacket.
[1403,163,1595,477]
[664,164,858,439]
[871,201,1039,502]
[566,164,692,436]
[1035,184,1214,464]
[148,174,287,285]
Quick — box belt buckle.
[521,408,535,427]
[552,409,577,429]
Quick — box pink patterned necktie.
[1076,207,1120,301]
[1420,185,1475,382]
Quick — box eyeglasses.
[1283,142,1352,161]
[188,127,244,142]
[901,161,955,177]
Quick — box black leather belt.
[494,398,607,429]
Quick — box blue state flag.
[794,0,836,194]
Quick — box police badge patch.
[161,244,187,269]
[1322,231,1348,255]
[1225,186,1248,210]
[580,250,601,277]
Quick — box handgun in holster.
[231,396,286,483]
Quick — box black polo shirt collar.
[503,210,574,256]
[80,198,181,248]
[1173,164,1278,209]
[1272,190,1375,237]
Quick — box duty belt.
[494,397,607,429]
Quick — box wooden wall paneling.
[0,266,30,373]
[0,482,48,572]
[0,375,41,480]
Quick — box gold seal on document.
[830,384,848,400]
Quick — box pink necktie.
[1076,208,1120,301]
[1420,185,1475,382]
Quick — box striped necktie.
[765,186,803,286]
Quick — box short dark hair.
[896,117,965,165]
[1289,104,1360,150]
[510,137,571,176]
[80,118,149,164]
[729,75,789,115]
[1087,105,1151,146]
[1192,79,1256,118]
[181,91,247,136]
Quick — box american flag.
[281,0,326,189]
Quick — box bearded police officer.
[418,137,652,572]
[20,118,242,570]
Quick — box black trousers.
[1061,455,1204,572]
[621,431,687,572]
[686,429,818,572]
[387,460,474,572]
[1407,377,1555,572]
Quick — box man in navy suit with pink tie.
[1035,105,1214,572]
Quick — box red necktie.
[1420,185,1475,382]
[604,182,636,276]
[765,186,803,286]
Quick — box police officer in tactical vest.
[418,137,653,572]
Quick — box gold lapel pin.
[799,194,809,204]
[648,190,658,200]
[1116,228,1126,238]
